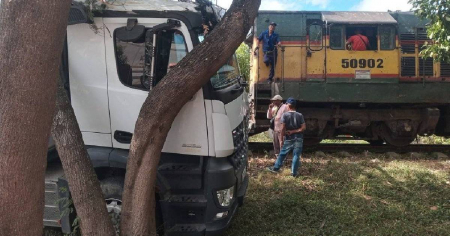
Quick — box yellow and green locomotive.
[249,11,450,146]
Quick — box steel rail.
[248,142,450,154]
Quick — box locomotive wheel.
[379,123,416,147]
[368,139,384,146]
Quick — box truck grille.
[230,119,248,172]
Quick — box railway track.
[248,142,450,154]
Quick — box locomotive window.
[380,26,396,50]
[309,24,323,50]
[330,26,344,49]
[346,26,378,50]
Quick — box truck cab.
[44,1,249,235]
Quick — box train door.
[306,21,325,81]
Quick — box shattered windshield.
[198,34,240,90]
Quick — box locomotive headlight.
[216,186,235,207]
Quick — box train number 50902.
[342,59,383,69]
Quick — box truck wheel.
[100,176,164,235]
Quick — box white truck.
[44,1,249,235]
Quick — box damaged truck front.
[44,1,249,235]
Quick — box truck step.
[44,205,60,223]
[45,181,58,191]
[44,181,61,225]
[43,219,60,228]
[45,189,59,206]
[165,224,206,236]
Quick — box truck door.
[103,18,209,156]
[306,21,325,81]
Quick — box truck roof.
[96,0,200,13]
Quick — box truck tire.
[100,176,164,235]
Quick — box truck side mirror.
[116,19,145,43]
[68,2,90,25]
[240,75,248,87]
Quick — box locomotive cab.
[323,12,400,83]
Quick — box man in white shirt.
[267,95,288,158]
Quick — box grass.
[226,153,450,236]
[249,131,272,143]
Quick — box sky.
[214,0,412,11]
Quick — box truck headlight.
[216,186,235,207]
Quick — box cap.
[286,97,297,106]
[270,22,277,26]
[270,95,283,101]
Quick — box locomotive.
[249,11,450,146]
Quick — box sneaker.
[291,173,300,178]
[267,167,279,173]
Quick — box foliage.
[410,0,450,62]
[418,135,450,144]
[249,131,272,142]
[226,154,450,235]
[236,43,251,81]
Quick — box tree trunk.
[0,0,71,235]
[120,0,261,234]
[51,80,116,236]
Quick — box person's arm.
[255,32,264,51]
[286,114,306,135]
[280,123,286,142]
[276,34,281,46]
[285,123,306,135]
[267,104,274,119]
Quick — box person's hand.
[286,130,292,136]
[254,46,259,55]
[346,44,352,51]
[269,103,274,109]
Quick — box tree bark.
[51,80,116,236]
[0,0,71,235]
[120,0,261,234]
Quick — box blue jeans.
[273,138,303,176]
[263,50,277,80]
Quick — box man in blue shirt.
[255,22,281,83]
[267,97,306,177]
